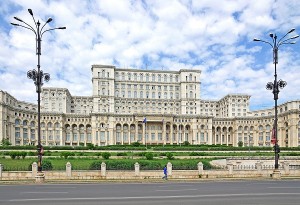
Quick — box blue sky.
[1,0,300,111]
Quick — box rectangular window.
[80,133,84,141]
[31,129,35,140]
[200,133,205,142]
[124,132,128,141]
[87,133,92,142]
[151,133,155,141]
[158,133,162,141]
[73,133,78,141]
[100,131,105,141]
[66,133,70,141]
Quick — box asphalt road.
[0,180,300,205]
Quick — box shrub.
[87,143,95,150]
[9,151,18,159]
[89,161,102,170]
[183,141,190,146]
[106,161,134,170]
[116,152,127,156]
[76,152,84,156]
[95,152,102,158]
[134,152,146,157]
[102,152,111,160]
[131,142,141,147]
[20,152,27,159]
[138,160,161,170]
[42,160,53,171]
[166,152,174,160]
[145,152,154,160]
[238,141,243,147]
[60,152,75,159]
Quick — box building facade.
[0,64,300,147]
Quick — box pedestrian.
[162,165,167,180]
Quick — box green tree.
[166,152,174,160]
[1,138,11,146]
[145,152,154,160]
[102,152,111,160]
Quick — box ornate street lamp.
[254,29,299,172]
[11,9,66,175]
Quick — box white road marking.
[9,193,300,202]
[21,192,69,194]
[156,188,198,191]
[268,187,300,189]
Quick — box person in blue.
[162,165,167,180]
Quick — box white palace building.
[0,64,300,147]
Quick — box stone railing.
[0,161,300,181]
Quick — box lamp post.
[254,29,299,171]
[11,9,66,173]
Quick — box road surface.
[0,180,300,205]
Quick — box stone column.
[198,162,203,175]
[0,164,2,179]
[170,123,173,145]
[101,162,106,177]
[255,162,262,172]
[142,123,146,145]
[135,162,140,176]
[283,162,290,175]
[228,163,233,175]
[66,162,72,177]
[167,162,172,176]
[32,162,37,177]
[135,122,138,142]
[162,121,166,145]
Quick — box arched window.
[15,119,20,125]
[23,120,28,126]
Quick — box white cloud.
[1,0,300,111]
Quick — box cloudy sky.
[1,0,300,111]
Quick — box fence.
[1,160,300,181]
